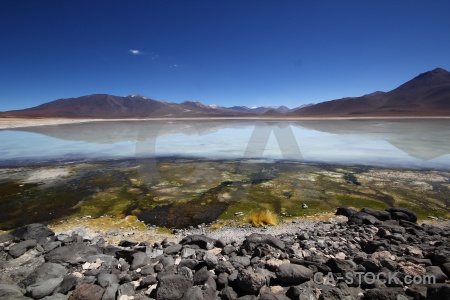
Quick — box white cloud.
[129,49,143,55]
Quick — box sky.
[1,0,450,111]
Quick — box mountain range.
[1,68,450,118]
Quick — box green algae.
[1,159,449,230]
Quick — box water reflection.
[1,119,449,169]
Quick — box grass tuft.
[246,209,278,227]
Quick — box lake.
[1,119,449,229]
[0,119,449,169]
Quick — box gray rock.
[164,244,182,255]
[97,273,119,288]
[45,243,99,264]
[182,286,204,300]
[21,262,68,288]
[203,252,219,268]
[156,274,193,300]
[194,267,212,285]
[56,275,79,295]
[230,255,251,269]
[26,277,63,299]
[260,292,290,300]
[275,263,313,284]
[12,223,54,244]
[220,286,237,300]
[9,240,37,258]
[335,207,357,217]
[0,284,24,297]
[131,252,150,270]
[118,282,135,298]
[236,269,266,294]
[181,247,196,258]
[101,283,118,300]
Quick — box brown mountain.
[0,94,250,118]
[289,68,450,117]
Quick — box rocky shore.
[1,207,449,300]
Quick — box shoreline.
[1,116,450,129]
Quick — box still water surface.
[0,119,449,169]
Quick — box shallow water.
[1,119,449,169]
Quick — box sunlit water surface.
[0,119,449,169]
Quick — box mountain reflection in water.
[0,119,449,169]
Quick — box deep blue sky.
[1,1,450,111]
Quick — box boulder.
[275,264,313,285]
[386,207,417,223]
[45,243,99,264]
[242,233,285,251]
[236,269,267,294]
[156,274,193,300]
[335,207,357,218]
[361,208,392,221]
[9,240,37,258]
[11,223,54,243]
[68,283,104,300]
[180,235,216,249]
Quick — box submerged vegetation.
[0,159,449,230]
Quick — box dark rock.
[236,269,266,294]
[216,261,235,274]
[68,283,104,300]
[115,249,137,263]
[204,275,217,291]
[182,286,204,300]
[118,240,138,247]
[426,284,450,300]
[217,272,229,289]
[56,275,79,294]
[260,292,290,300]
[194,267,212,285]
[220,286,238,300]
[361,258,381,272]
[386,207,417,223]
[45,243,99,264]
[156,274,193,300]
[347,212,381,226]
[180,235,216,249]
[361,208,392,221]
[442,262,450,277]
[363,287,406,300]
[326,258,356,273]
[178,259,199,270]
[164,244,182,255]
[9,240,37,258]
[405,285,427,300]
[335,207,357,217]
[242,233,285,252]
[275,263,313,285]
[141,275,157,288]
[12,223,54,244]
[426,266,448,283]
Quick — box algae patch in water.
[1,159,449,230]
